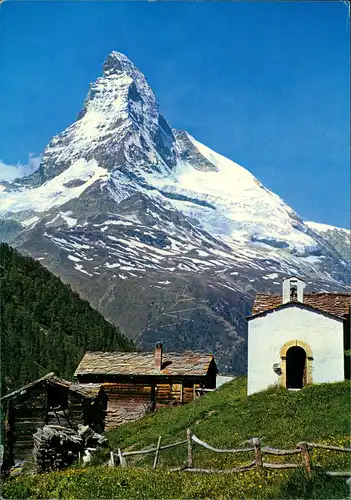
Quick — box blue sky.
[0,1,349,227]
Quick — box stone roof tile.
[251,293,350,319]
[74,351,215,377]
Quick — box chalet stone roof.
[250,293,351,319]
[48,376,102,398]
[1,373,100,402]
[74,351,215,377]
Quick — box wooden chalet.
[1,373,107,471]
[74,343,218,429]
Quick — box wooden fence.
[112,429,351,477]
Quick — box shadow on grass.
[277,467,350,499]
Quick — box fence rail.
[111,429,351,477]
[121,439,187,457]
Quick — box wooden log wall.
[183,383,201,404]
[45,385,90,431]
[46,409,80,428]
[155,380,202,406]
[105,398,152,429]
[155,382,181,405]
[102,383,153,429]
[100,378,204,427]
[3,382,99,464]
[12,386,47,459]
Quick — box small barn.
[74,343,218,429]
[247,276,350,395]
[1,373,107,471]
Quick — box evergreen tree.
[0,243,134,395]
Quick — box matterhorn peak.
[103,51,139,77]
[25,50,165,184]
[101,50,155,105]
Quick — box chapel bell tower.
[282,276,305,304]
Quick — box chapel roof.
[250,292,350,320]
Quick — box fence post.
[187,428,193,468]
[109,451,115,467]
[118,448,127,468]
[253,438,263,470]
[153,436,162,470]
[298,442,311,474]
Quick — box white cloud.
[0,154,42,182]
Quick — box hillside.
[0,243,133,395]
[106,377,350,470]
[3,378,350,499]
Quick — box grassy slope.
[106,378,350,465]
[3,378,351,499]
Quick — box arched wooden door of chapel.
[286,346,306,389]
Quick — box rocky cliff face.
[0,51,349,374]
[305,221,350,263]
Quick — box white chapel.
[247,276,350,395]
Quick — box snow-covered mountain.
[0,51,349,373]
